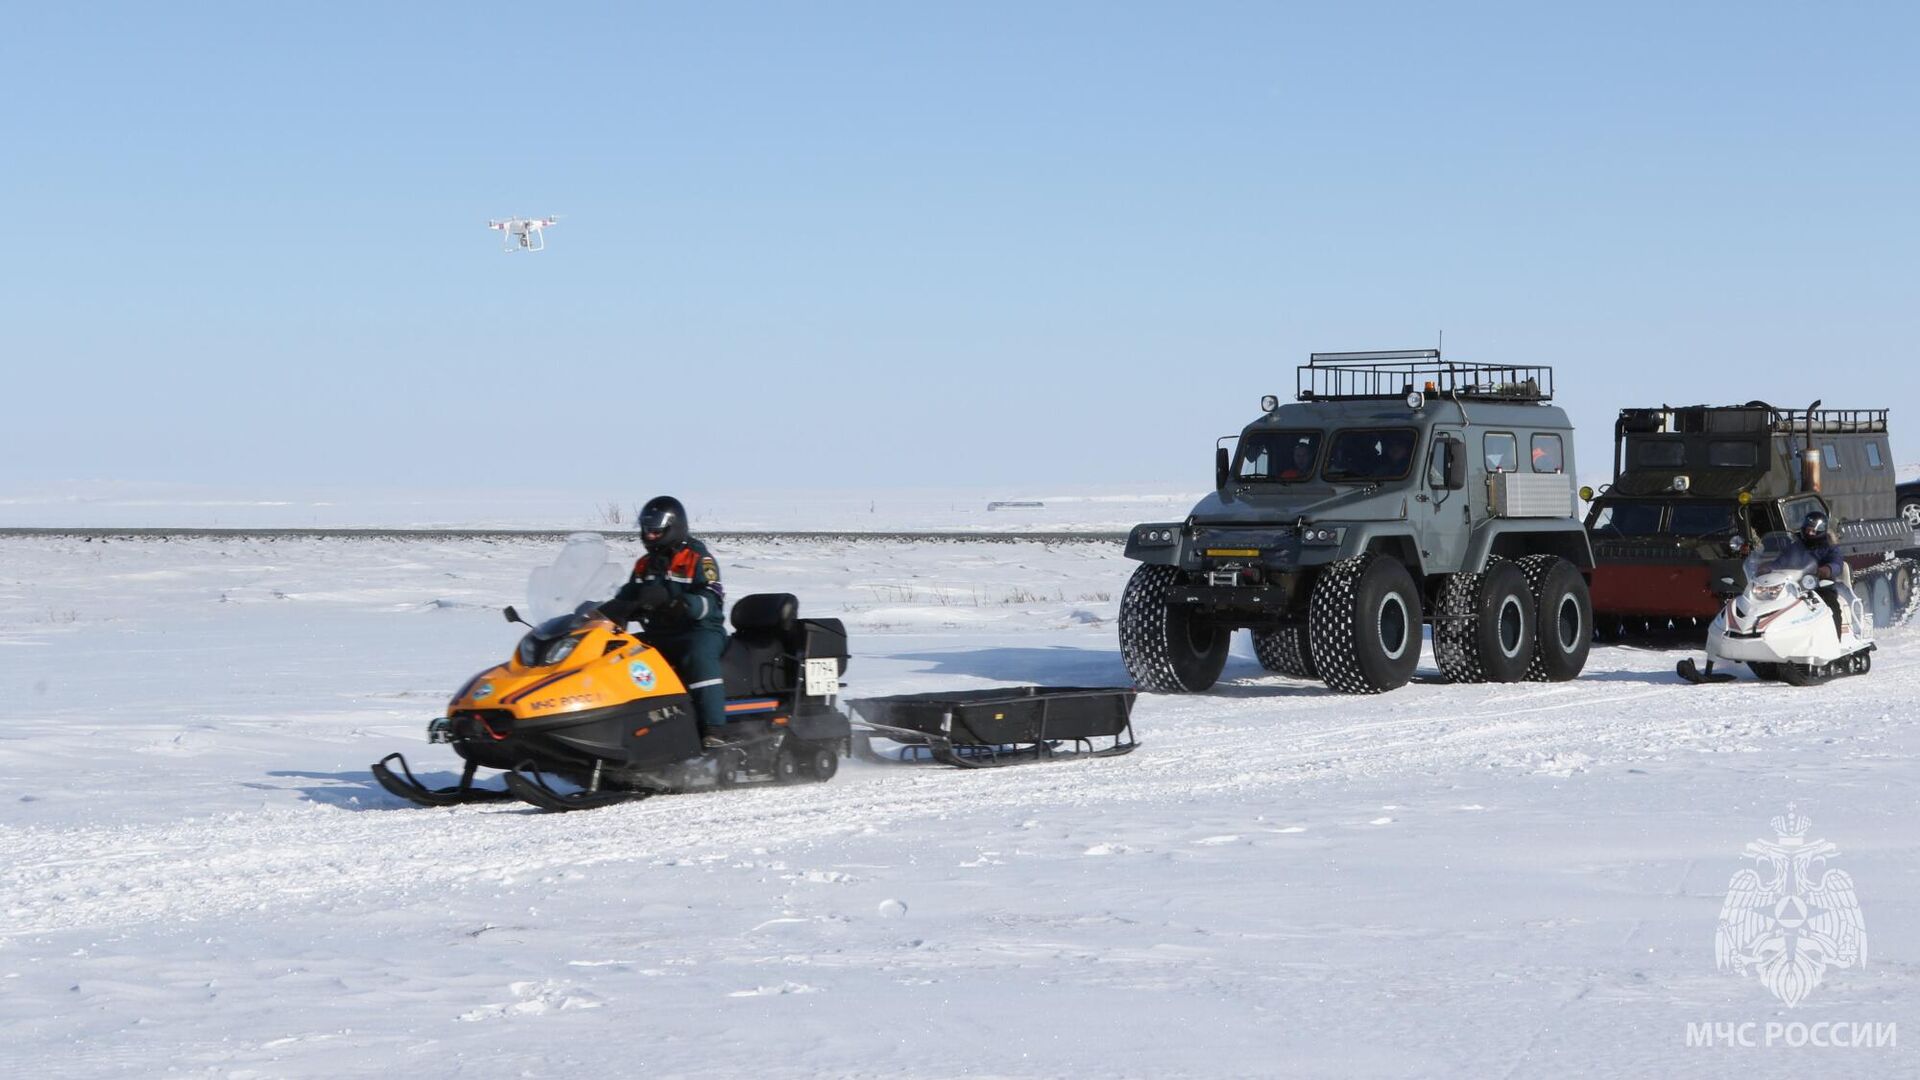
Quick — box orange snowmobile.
[373,593,851,811]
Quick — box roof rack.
[1616,405,1889,436]
[1297,349,1553,403]
[1766,408,1887,434]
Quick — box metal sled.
[851,686,1138,769]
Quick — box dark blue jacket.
[1799,537,1846,581]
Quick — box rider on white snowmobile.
[1789,510,1847,632]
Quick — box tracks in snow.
[5,647,1897,941]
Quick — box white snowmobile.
[1677,531,1875,686]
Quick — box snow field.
[2,535,1918,1078]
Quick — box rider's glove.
[635,580,673,613]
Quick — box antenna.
[1437,329,1444,356]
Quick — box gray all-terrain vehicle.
[1120,349,1595,695]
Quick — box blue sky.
[3,2,1916,500]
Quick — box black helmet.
[1800,510,1830,544]
[637,495,690,556]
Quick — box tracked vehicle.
[1583,403,1917,637]
[1120,350,1594,695]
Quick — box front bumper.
[1170,582,1292,616]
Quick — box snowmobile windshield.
[1236,430,1323,483]
[1744,532,1816,579]
[525,533,627,624]
[517,614,589,667]
[1323,429,1419,483]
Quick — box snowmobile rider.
[598,496,729,744]
[1791,510,1848,633]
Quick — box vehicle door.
[1418,425,1470,571]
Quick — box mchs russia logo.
[1715,804,1866,1008]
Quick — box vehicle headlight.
[543,635,581,665]
[1302,527,1341,544]
[1751,583,1782,602]
[1136,528,1177,546]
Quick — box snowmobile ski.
[372,754,518,807]
[1674,658,1736,685]
[500,767,652,813]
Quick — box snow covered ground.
[3,535,1918,1078]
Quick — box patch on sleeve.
[699,557,720,584]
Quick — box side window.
[1529,434,1564,473]
[1708,441,1759,467]
[1427,438,1447,487]
[1484,433,1518,473]
[1822,442,1842,470]
[1865,441,1885,470]
[1629,440,1687,468]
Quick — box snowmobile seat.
[722,593,800,698]
[720,595,852,698]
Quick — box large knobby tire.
[1308,555,1422,695]
[1517,555,1592,682]
[1433,559,1537,683]
[1433,571,1484,683]
[1253,626,1317,679]
[1119,564,1230,692]
[1900,497,1920,530]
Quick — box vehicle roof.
[1248,399,1574,431]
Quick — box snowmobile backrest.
[730,593,798,638]
[799,618,850,674]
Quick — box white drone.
[487,215,558,252]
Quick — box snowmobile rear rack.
[851,686,1138,768]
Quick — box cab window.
[1236,430,1322,482]
[1821,442,1843,470]
[1783,496,1823,527]
[1324,429,1418,482]
[1484,432,1519,473]
[1529,434,1564,473]
[1671,503,1736,536]
[1865,441,1885,469]
[1591,502,1664,536]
